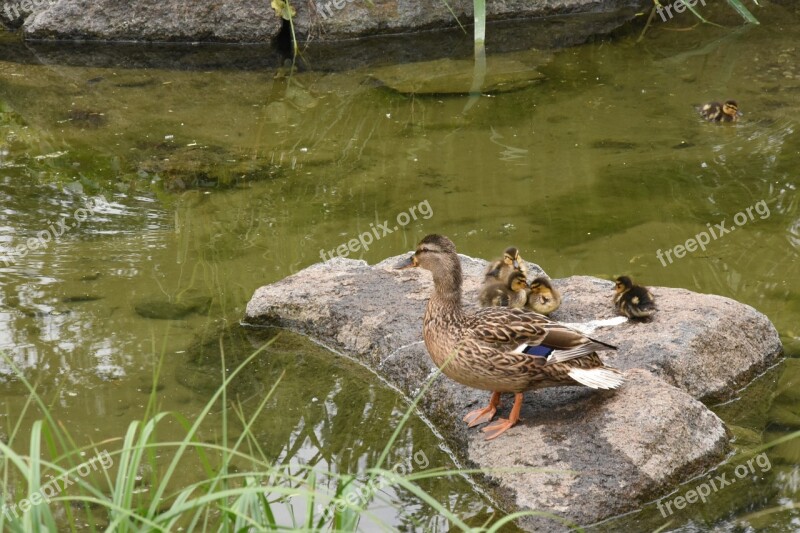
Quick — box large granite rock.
[243,254,782,529]
[546,276,783,402]
[292,0,647,42]
[14,0,647,45]
[20,0,283,42]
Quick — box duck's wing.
[466,307,616,365]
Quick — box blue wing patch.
[522,345,555,357]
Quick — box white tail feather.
[568,367,624,389]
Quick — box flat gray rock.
[292,0,647,42]
[22,0,282,42]
[16,0,647,44]
[244,254,781,529]
[544,275,783,401]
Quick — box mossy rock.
[133,295,211,320]
[369,52,550,95]
[136,143,282,191]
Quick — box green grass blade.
[146,335,279,517]
[725,0,759,24]
[473,0,485,44]
[684,1,722,26]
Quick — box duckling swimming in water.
[613,276,656,319]
[479,271,529,309]
[526,276,562,316]
[697,100,741,122]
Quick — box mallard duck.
[484,246,528,283]
[697,100,741,122]
[396,234,623,440]
[526,276,562,316]
[479,271,529,308]
[613,276,656,319]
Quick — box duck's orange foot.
[481,418,517,440]
[463,391,501,428]
[463,405,497,427]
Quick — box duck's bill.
[395,255,417,269]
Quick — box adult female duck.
[396,234,623,440]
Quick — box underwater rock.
[65,108,107,128]
[62,294,103,303]
[136,144,282,191]
[369,54,548,95]
[134,296,211,320]
[244,254,781,529]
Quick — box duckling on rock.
[697,100,741,122]
[526,276,562,316]
[396,234,623,440]
[613,276,656,319]
[479,271,529,309]
[484,246,528,283]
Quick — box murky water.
[1,1,799,530]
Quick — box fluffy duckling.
[613,276,656,319]
[697,100,741,122]
[526,276,562,316]
[484,246,528,283]
[479,271,529,308]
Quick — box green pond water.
[1,2,799,530]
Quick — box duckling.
[484,246,528,283]
[697,100,741,122]
[526,276,562,316]
[613,276,656,319]
[479,271,529,308]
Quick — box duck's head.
[614,276,633,294]
[503,247,522,270]
[395,234,459,273]
[508,271,528,292]
[529,276,553,293]
[722,100,740,119]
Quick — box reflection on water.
[1,2,799,528]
